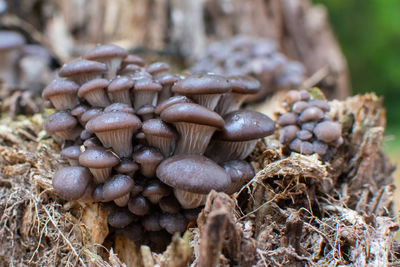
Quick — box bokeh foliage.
[314,0,400,130]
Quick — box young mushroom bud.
[108,208,137,228]
[159,195,181,214]
[84,44,128,79]
[78,78,111,108]
[44,111,82,141]
[102,174,133,206]
[122,54,145,68]
[58,59,107,85]
[80,108,104,127]
[42,79,79,110]
[114,159,139,177]
[142,212,162,232]
[146,62,170,76]
[136,104,155,121]
[78,146,120,183]
[159,213,187,234]
[207,110,275,162]
[132,147,164,178]
[128,195,151,216]
[60,145,82,166]
[172,74,231,110]
[142,179,171,204]
[156,154,230,209]
[215,75,260,115]
[85,111,142,157]
[52,166,93,201]
[160,103,224,155]
[154,95,193,116]
[141,118,178,157]
[107,76,134,105]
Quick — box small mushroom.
[159,195,181,214]
[277,112,297,126]
[128,195,151,216]
[172,74,231,110]
[299,107,324,122]
[136,104,155,121]
[146,62,170,75]
[160,103,224,155]
[52,166,93,201]
[156,73,178,104]
[85,111,142,157]
[142,179,171,204]
[313,121,341,143]
[79,146,120,183]
[102,174,133,206]
[108,208,137,228]
[221,160,254,194]
[207,110,275,162]
[42,79,79,110]
[215,75,260,115]
[133,78,162,110]
[154,95,192,115]
[114,159,139,177]
[132,147,164,178]
[159,213,187,234]
[80,108,103,127]
[44,111,82,141]
[142,212,162,231]
[156,154,230,208]
[60,145,82,166]
[141,118,178,157]
[84,44,128,79]
[107,76,134,105]
[122,54,145,67]
[58,59,107,85]
[279,125,299,144]
[71,104,90,125]
[78,78,111,108]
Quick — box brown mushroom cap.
[59,59,107,79]
[122,54,145,67]
[142,119,178,139]
[132,147,164,178]
[102,174,133,201]
[172,74,231,95]
[154,95,192,115]
[42,79,79,101]
[157,73,178,85]
[61,145,82,162]
[103,103,135,114]
[84,44,128,61]
[228,75,260,94]
[79,146,120,168]
[214,110,275,141]
[313,121,341,143]
[142,179,171,203]
[52,166,93,201]
[134,78,163,92]
[156,154,230,194]
[147,62,170,75]
[86,111,141,133]
[78,78,110,98]
[44,111,78,134]
[108,76,134,93]
[160,103,224,129]
[108,208,137,228]
[128,195,151,216]
[159,213,187,234]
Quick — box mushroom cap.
[108,208,137,228]
[142,180,171,200]
[0,31,25,50]
[313,121,341,143]
[102,174,133,201]
[132,147,164,165]
[160,103,224,129]
[108,76,134,93]
[78,78,109,97]
[114,160,139,174]
[154,95,192,115]
[122,54,145,67]
[59,59,107,78]
[142,118,178,139]
[172,74,231,95]
[104,103,135,114]
[147,62,170,75]
[71,104,89,117]
[156,73,178,85]
[81,108,103,124]
[159,213,187,234]
[136,104,155,116]
[44,111,78,133]
[214,110,275,141]
[134,78,162,92]
[79,146,120,168]
[42,79,79,99]
[156,154,230,194]
[52,166,93,200]
[118,64,142,75]
[228,75,260,94]
[84,44,128,61]
[61,145,82,160]
[86,111,142,133]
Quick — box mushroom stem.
[89,167,112,184]
[133,91,158,110]
[173,189,207,209]
[173,122,217,155]
[110,90,131,105]
[146,136,175,157]
[114,193,130,207]
[96,129,134,157]
[207,139,258,162]
[215,93,246,115]
[191,94,221,110]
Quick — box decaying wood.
[3,0,349,99]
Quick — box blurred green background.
[313,0,400,225]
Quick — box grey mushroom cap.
[159,213,187,234]
[42,79,79,99]
[142,119,178,139]
[61,145,82,161]
[102,174,134,201]
[214,110,275,141]
[86,111,141,133]
[147,62,170,75]
[132,147,164,178]
[228,75,260,94]
[122,54,145,67]
[157,73,178,85]
[108,208,137,228]
[52,166,93,201]
[160,103,224,129]
[44,111,80,140]
[79,146,120,168]
[128,195,151,216]
[134,78,163,92]
[78,78,110,97]
[172,74,231,95]
[114,160,139,175]
[59,59,107,79]
[108,76,134,93]
[104,103,135,114]
[313,121,341,143]
[156,154,230,194]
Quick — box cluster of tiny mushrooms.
[42,43,340,247]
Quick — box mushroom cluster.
[277,90,343,160]
[43,44,275,247]
[190,35,305,102]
